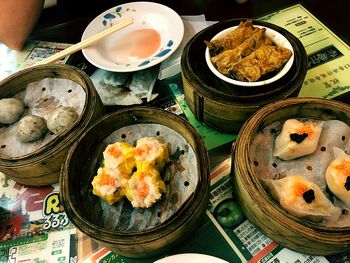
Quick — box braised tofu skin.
[205,20,292,82]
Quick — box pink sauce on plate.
[111,28,161,63]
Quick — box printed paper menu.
[260,4,350,99]
[0,41,72,81]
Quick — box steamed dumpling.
[126,166,166,208]
[16,115,47,143]
[91,167,126,205]
[47,106,78,134]
[133,137,169,170]
[273,119,323,160]
[0,98,25,124]
[325,147,350,208]
[263,175,341,223]
[103,142,135,174]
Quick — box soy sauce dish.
[82,2,184,72]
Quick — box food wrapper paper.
[83,123,199,232]
[0,78,85,158]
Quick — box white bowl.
[205,25,294,87]
[82,2,184,72]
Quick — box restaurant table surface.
[4,0,350,262]
[29,0,350,167]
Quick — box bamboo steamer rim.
[60,106,210,243]
[181,18,307,104]
[234,97,350,239]
[0,64,100,164]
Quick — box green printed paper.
[260,4,350,99]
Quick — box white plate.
[82,2,184,72]
[154,253,229,263]
[205,25,294,87]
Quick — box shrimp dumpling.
[263,175,341,223]
[126,166,166,208]
[273,119,323,160]
[325,147,350,208]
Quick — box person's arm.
[0,0,45,50]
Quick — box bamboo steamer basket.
[181,19,308,133]
[60,107,210,258]
[0,64,104,186]
[233,97,350,255]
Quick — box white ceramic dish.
[154,253,229,263]
[82,2,184,72]
[205,25,294,87]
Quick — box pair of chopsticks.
[35,17,133,65]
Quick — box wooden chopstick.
[35,17,133,65]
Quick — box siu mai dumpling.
[263,175,341,222]
[91,167,127,205]
[273,119,323,160]
[125,166,166,208]
[103,142,135,174]
[325,147,350,208]
[133,137,169,170]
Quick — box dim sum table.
[1,1,350,262]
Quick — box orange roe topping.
[294,181,309,196]
[295,124,314,137]
[334,160,350,176]
[139,172,146,180]
[99,173,116,186]
[108,146,122,159]
[134,144,152,157]
[137,172,149,197]
[139,184,149,197]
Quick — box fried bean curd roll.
[263,175,341,223]
[326,147,350,208]
[229,45,292,82]
[133,137,169,170]
[205,20,257,57]
[103,141,135,174]
[213,28,268,75]
[126,167,166,208]
[273,119,323,161]
[91,167,127,205]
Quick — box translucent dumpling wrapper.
[133,137,170,171]
[273,119,323,160]
[91,167,127,205]
[251,119,350,227]
[90,67,159,106]
[263,175,341,223]
[126,165,166,208]
[326,147,350,208]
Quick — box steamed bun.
[16,115,47,143]
[47,106,78,134]
[0,98,25,124]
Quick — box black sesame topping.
[345,176,350,191]
[303,189,315,204]
[290,133,308,144]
